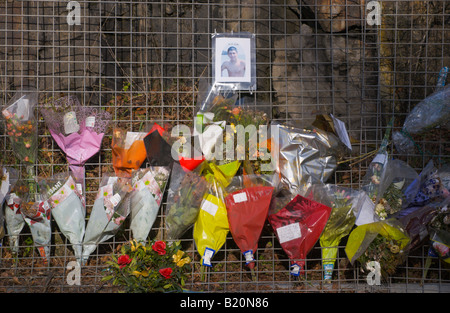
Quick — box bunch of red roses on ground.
[103,239,191,293]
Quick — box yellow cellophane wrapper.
[345,219,410,264]
[202,161,241,188]
[193,193,229,266]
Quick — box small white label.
[110,193,121,207]
[85,116,96,128]
[233,192,248,203]
[7,193,17,206]
[76,183,83,193]
[244,250,254,263]
[290,264,301,276]
[277,223,301,244]
[64,111,80,134]
[201,199,219,217]
[202,248,215,267]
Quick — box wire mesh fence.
[0,0,449,293]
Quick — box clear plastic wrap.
[165,163,208,240]
[393,85,450,154]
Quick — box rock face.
[272,23,378,139]
[299,0,366,33]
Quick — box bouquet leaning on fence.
[39,173,86,263]
[129,166,171,243]
[82,174,133,265]
[41,95,112,199]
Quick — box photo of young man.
[221,46,246,78]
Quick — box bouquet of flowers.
[19,193,52,265]
[102,239,191,293]
[82,174,132,264]
[270,121,341,196]
[373,159,419,220]
[1,90,39,166]
[2,167,22,252]
[193,175,229,279]
[307,184,360,281]
[41,95,112,198]
[38,173,85,263]
[423,204,450,278]
[112,127,148,177]
[224,178,274,279]
[268,193,332,277]
[345,219,410,278]
[361,117,394,200]
[129,166,170,243]
[4,185,26,255]
[165,163,208,240]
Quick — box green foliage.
[102,239,191,293]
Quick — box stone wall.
[0,0,448,138]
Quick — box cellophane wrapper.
[193,176,229,268]
[1,90,38,165]
[41,96,111,196]
[270,121,340,196]
[129,166,170,242]
[112,127,148,177]
[39,173,85,263]
[20,195,52,265]
[269,192,332,276]
[82,175,132,264]
[165,162,208,240]
[307,184,361,280]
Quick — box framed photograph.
[212,32,256,91]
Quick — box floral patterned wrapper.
[165,162,208,240]
[307,184,360,281]
[82,175,132,264]
[345,219,410,277]
[41,96,111,199]
[404,160,450,209]
[268,193,332,276]
[129,166,170,242]
[39,173,86,263]
[112,128,148,177]
[20,194,52,265]
[1,90,38,165]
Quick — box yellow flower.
[132,270,149,278]
[172,250,191,267]
[130,239,146,252]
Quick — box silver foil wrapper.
[270,122,340,196]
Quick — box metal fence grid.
[0,0,449,293]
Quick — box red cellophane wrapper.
[225,186,274,271]
[268,194,332,276]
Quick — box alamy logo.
[66,261,81,285]
[366,261,381,286]
[366,1,382,26]
[67,1,81,26]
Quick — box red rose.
[152,240,166,255]
[159,267,173,279]
[117,254,132,269]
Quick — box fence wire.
[0,0,449,293]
